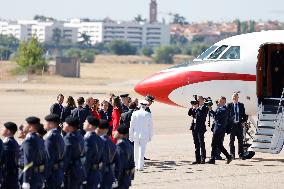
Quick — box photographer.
[188,96,209,164]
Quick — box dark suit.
[71,106,90,133]
[84,131,104,189]
[209,106,230,160]
[45,129,65,189]
[227,102,246,158]
[122,104,129,113]
[188,105,208,162]
[120,109,135,128]
[2,137,19,189]
[50,103,64,121]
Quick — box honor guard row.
[0,114,135,189]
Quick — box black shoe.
[215,156,223,160]
[239,156,246,160]
[200,159,205,164]
[226,156,233,164]
[207,159,215,164]
[191,161,201,165]
[144,157,150,160]
[231,154,235,160]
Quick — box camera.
[204,97,213,107]
[190,95,199,106]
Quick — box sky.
[1,0,284,22]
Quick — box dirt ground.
[1,62,284,189]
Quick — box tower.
[149,0,157,23]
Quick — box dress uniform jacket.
[63,130,86,189]
[115,138,135,189]
[2,136,19,189]
[100,134,116,189]
[122,104,129,114]
[45,129,65,189]
[84,131,104,189]
[129,109,153,143]
[19,133,47,189]
[120,109,135,128]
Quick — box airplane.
[134,30,284,154]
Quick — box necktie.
[235,103,239,122]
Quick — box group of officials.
[0,93,155,189]
[188,92,246,164]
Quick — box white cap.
[139,100,149,105]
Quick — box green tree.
[134,14,146,22]
[79,32,92,46]
[64,48,82,59]
[81,49,96,63]
[0,34,19,48]
[234,19,241,34]
[52,28,62,45]
[154,46,176,64]
[33,15,55,21]
[241,21,248,34]
[172,14,188,25]
[14,37,46,73]
[170,34,188,45]
[182,45,192,56]
[141,46,154,57]
[109,40,137,55]
[249,20,256,33]
[0,47,12,60]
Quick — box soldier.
[188,96,209,164]
[50,94,64,120]
[1,122,19,189]
[115,125,135,189]
[120,94,130,113]
[71,97,90,135]
[145,95,155,113]
[129,100,153,171]
[207,97,233,164]
[19,116,47,189]
[0,137,3,188]
[227,93,247,160]
[44,114,65,189]
[63,117,86,189]
[83,116,105,189]
[95,120,117,189]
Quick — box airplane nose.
[134,70,189,106]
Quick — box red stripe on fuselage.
[134,71,256,106]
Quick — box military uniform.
[44,114,65,189]
[115,126,135,189]
[84,130,104,189]
[99,120,117,189]
[19,132,47,189]
[208,106,232,164]
[63,120,86,189]
[0,138,3,188]
[188,105,208,164]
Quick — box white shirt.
[129,109,153,143]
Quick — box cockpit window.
[196,45,218,60]
[208,45,228,59]
[220,46,240,59]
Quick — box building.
[149,0,158,23]
[0,21,31,41]
[66,19,170,47]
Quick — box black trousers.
[229,123,244,157]
[211,132,230,159]
[192,130,206,161]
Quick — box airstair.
[249,88,284,154]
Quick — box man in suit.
[1,122,19,189]
[207,97,233,164]
[120,94,130,113]
[227,93,247,159]
[71,97,90,135]
[50,94,64,121]
[120,102,137,129]
[44,114,65,189]
[188,96,209,164]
